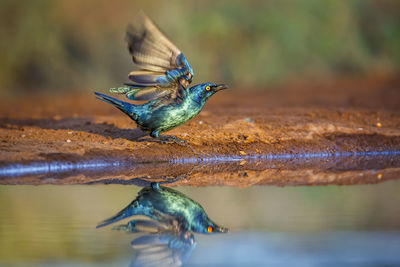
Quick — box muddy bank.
[0,76,399,185]
[1,153,399,186]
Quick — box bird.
[113,217,196,267]
[94,12,228,143]
[96,182,228,235]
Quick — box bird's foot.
[159,174,188,184]
[159,135,188,146]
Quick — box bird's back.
[138,185,204,225]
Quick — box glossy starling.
[94,12,228,142]
[97,182,228,235]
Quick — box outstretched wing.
[112,12,194,101]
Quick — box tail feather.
[94,92,136,116]
[96,201,137,229]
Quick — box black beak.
[214,84,229,92]
[214,225,229,233]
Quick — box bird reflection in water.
[97,182,228,266]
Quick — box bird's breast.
[136,98,203,132]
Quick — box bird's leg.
[151,130,188,146]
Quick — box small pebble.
[239,151,247,156]
[21,134,26,138]
[240,160,247,165]
[67,131,73,135]
[198,121,203,125]
[376,122,382,128]
[66,139,71,143]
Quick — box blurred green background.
[0,0,399,96]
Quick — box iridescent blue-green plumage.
[114,217,196,267]
[110,209,196,267]
[97,182,226,266]
[95,82,226,138]
[94,12,227,139]
[96,182,227,235]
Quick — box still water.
[0,182,400,266]
[0,153,400,266]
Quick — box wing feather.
[128,70,165,85]
[126,12,181,72]
[111,12,194,102]
[129,87,170,101]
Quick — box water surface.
[1,179,400,266]
[0,152,400,266]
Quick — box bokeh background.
[1,0,399,96]
[1,1,400,264]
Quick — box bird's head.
[189,82,228,105]
[191,212,228,235]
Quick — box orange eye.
[205,85,211,91]
[207,226,212,233]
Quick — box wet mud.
[1,153,399,187]
[0,76,399,186]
